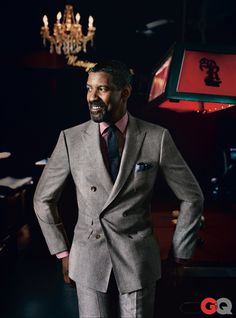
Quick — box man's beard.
[89,101,111,123]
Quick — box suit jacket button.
[123,212,128,217]
[91,186,97,192]
[95,234,101,239]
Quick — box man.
[34,60,204,318]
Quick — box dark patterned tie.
[107,125,120,183]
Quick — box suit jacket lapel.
[101,114,146,213]
[82,120,113,195]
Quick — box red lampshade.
[148,43,236,113]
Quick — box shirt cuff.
[56,251,69,259]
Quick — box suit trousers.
[76,271,156,318]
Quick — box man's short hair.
[88,60,133,89]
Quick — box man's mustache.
[89,100,106,108]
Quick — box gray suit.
[34,113,203,294]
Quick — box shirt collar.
[99,112,128,135]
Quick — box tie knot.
[108,124,117,133]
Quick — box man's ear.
[121,85,132,100]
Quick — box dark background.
[1,0,236,199]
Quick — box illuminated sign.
[148,43,236,113]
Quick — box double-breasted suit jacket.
[34,113,204,294]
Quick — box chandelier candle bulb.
[88,16,94,29]
[75,13,81,24]
[57,12,62,24]
[43,15,48,28]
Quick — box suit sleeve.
[160,129,204,259]
[33,131,70,255]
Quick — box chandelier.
[40,4,96,56]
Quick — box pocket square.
[135,162,153,172]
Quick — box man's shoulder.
[63,120,92,136]
[131,115,166,134]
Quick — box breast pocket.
[133,162,157,191]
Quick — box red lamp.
[148,43,236,113]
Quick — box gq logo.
[201,297,233,315]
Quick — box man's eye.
[99,87,108,92]
[86,87,92,92]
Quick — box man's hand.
[62,256,76,288]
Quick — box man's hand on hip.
[62,256,76,288]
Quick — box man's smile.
[89,101,107,115]
[90,105,104,113]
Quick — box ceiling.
[2,0,236,71]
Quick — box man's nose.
[88,89,99,102]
